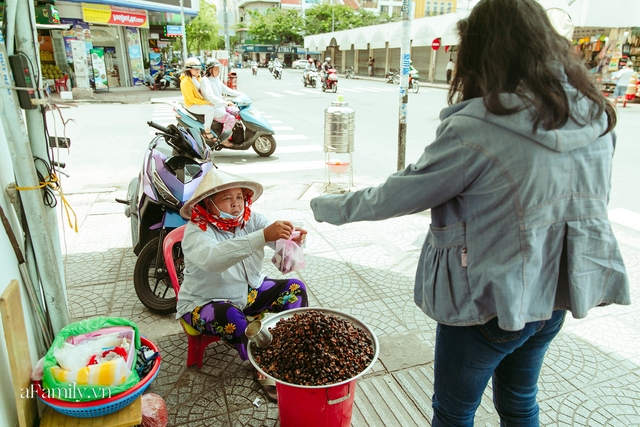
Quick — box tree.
[247,8,304,53]
[303,4,400,36]
[186,0,224,53]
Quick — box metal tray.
[247,307,379,389]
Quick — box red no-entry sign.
[432,38,441,50]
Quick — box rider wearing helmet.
[200,58,242,146]
[321,57,332,84]
[180,57,217,143]
[304,58,316,85]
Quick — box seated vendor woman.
[176,168,308,398]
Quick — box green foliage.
[247,8,304,49]
[303,4,400,36]
[186,0,224,53]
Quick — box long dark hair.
[448,0,616,134]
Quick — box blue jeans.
[432,310,566,427]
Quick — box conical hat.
[179,169,263,219]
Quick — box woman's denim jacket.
[311,83,630,331]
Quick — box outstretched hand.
[263,220,295,242]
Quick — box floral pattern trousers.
[182,278,308,360]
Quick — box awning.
[62,0,199,16]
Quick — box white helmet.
[185,57,201,69]
[325,57,331,61]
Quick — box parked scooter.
[272,62,283,79]
[322,67,338,93]
[385,69,400,85]
[116,122,214,314]
[345,66,355,79]
[303,68,318,88]
[173,93,277,157]
[157,66,180,90]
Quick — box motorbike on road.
[272,63,283,79]
[173,93,277,157]
[252,63,258,75]
[408,71,420,94]
[116,122,214,314]
[303,68,318,88]
[322,68,338,93]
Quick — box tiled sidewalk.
[59,184,640,426]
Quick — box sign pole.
[223,0,231,68]
[180,0,188,62]
[397,0,411,171]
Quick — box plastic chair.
[55,74,69,92]
[163,225,220,368]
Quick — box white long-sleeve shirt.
[176,213,276,317]
[200,75,241,117]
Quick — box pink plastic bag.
[141,393,168,427]
[272,231,305,274]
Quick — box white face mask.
[212,201,243,220]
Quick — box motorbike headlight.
[152,169,180,207]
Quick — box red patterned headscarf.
[190,192,253,232]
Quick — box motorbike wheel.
[412,81,420,94]
[133,236,178,314]
[312,80,317,88]
[392,74,400,85]
[332,83,338,93]
[322,84,326,92]
[253,135,276,157]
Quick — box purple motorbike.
[117,121,214,314]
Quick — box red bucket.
[276,379,357,427]
[248,308,379,427]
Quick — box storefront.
[39,0,198,89]
[573,27,640,96]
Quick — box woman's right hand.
[263,221,294,242]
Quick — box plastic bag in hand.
[272,231,305,274]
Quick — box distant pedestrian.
[368,56,375,76]
[446,59,454,84]
[610,62,635,107]
[310,0,629,426]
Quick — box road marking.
[265,92,284,97]
[608,208,640,232]
[339,88,363,92]
[272,126,294,131]
[283,90,304,96]
[352,86,383,92]
[275,134,308,141]
[275,144,323,153]
[221,160,324,174]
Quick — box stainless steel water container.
[324,99,355,154]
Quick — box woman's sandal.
[201,131,217,145]
[256,371,277,402]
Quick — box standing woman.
[179,57,217,144]
[310,0,629,426]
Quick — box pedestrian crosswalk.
[149,104,323,177]
[259,85,401,99]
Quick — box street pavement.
[54,74,640,426]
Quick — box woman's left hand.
[292,228,308,245]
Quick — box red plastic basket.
[34,337,161,418]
